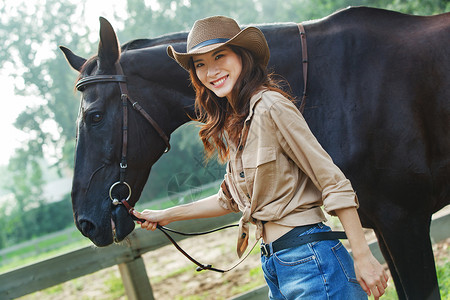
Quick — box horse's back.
[302,7,449,213]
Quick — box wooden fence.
[1,209,449,300]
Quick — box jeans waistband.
[261,223,347,257]
[260,223,317,256]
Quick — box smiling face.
[193,46,242,100]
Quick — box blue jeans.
[260,223,368,300]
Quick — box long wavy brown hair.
[189,45,295,163]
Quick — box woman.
[133,16,388,299]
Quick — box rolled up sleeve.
[269,98,358,215]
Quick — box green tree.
[0,0,448,245]
[0,0,91,244]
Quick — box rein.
[75,61,247,273]
[74,23,309,273]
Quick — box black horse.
[60,7,449,300]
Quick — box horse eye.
[90,113,103,124]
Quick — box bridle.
[74,23,308,273]
[75,60,242,273]
[76,62,171,209]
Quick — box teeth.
[213,77,226,86]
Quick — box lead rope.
[113,24,309,273]
[120,199,258,273]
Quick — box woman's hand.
[354,251,389,299]
[335,207,389,299]
[132,209,170,231]
[132,193,231,231]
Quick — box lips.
[211,75,228,87]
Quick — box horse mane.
[75,31,188,85]
[121,31,188,51]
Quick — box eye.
[195,62,204,68]
[215,54,224,60]
[90,112,103,124]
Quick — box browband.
[76,75,127,91]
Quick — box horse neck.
[122,46,196,134]
[122,23,308,134]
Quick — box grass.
[0,237,91,273]
[437,250,450,298]
[3,192,448,299]
[0,186,219,274]
[231,266,265,295]
[103,273,125,298]
[367,250,450,300]
[8,238,450,300]
[151,265,197,284]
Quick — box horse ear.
[59,46,87,72]
[98,17,120,70]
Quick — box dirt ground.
[19,218,449,300]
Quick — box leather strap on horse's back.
[297,23,308,114]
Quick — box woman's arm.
[335,207,389,300]
[132,193,232,231]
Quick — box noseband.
[75,61,243,273]
[73,23,309,273]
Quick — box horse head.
[60,17,194,246]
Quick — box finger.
[358,278,371,296]
[141,221,150,229]
[371,283,384,299]
[146,222,154,230]
[382,275,388,289]
[376,283,385,296]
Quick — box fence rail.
[1,209,449,300]
[0,213,240,300]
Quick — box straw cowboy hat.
[167,16,270,71]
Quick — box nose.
[207,64,220,78]
[78,218,97,238]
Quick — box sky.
[0,77,32,165]
[0,0,130,166]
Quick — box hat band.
[190,38,230,52]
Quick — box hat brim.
[167,26,270,71]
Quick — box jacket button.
[246,193,250,198]
[239,171,245,178]
[239,145,243,151]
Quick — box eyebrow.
[193,49,226,63]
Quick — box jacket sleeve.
[269,96,358,215]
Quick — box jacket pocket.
[242,146,276,168]
[241,147,277,198]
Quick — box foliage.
[0,0,90,230]
[0,194,73,248]
[437,256,450,298]
[0,0,448,245]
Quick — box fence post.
[118,256,154,300]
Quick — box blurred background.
[0,0,448,298]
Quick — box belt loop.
[260,243,272,257]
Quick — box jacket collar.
[244,89,267,123]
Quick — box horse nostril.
[79,219,96,237]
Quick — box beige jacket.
[217,89,359,257]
